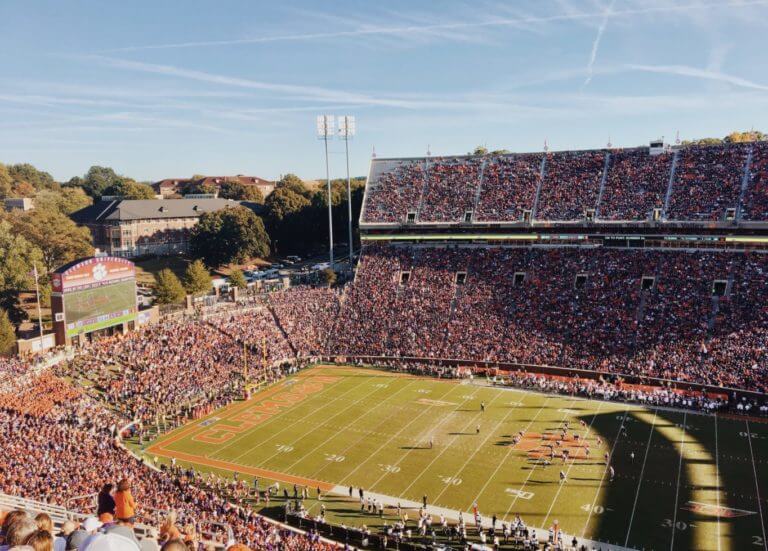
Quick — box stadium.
[2,138,768,551]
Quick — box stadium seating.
[418,157,483,222]
[362,142,768,224]
[742,140,768,221]
[474,154,542,222]
[331,244,768,392]
[667,144,749,221]
[598,148,672,220]
[536,150,606,220]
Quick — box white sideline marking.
[670,412,687,551]
[624,410,657,547]
[324,485,636,551]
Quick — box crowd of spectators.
[599,148,672,220]
[206,308,294,364]
[535,151,605,221]
[418,157,483,222]
[474,155,542,222]
[361,161,425,224]
[267,288,340,358]
[667,143,749,221]
[742,140,768,221]
[62,320,248,427]
[361,142,768,224]
[331,244,768,393]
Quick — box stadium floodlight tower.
[317,115,335,268]
[338,115,356,263]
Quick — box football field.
[145,365,768,550]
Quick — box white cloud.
[625,63,768,92]
[98,0,768,52]
[583,0,616,88]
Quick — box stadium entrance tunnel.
[582,408,763,551]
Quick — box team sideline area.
[141,365,768,551]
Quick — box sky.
[1,0,768,183]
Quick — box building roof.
[71,198,264,223]
[154,175,274,190]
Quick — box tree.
[186,181,217,195]
[219,180,264,203]
[276,174,311,198]
[265,187,311,224]
[472,146,489,156]
[0,220,44,325]
[11,209,94,273]
[71,166,125,198]
[7,164,58,196]
[0,163,11,199]
[34,188,92,215]
[322,268,337,287]
[264,187,312,254]
[190,207,270,267]
[154,269,186,304]
[184,259,212,296]
[228,269,247,289]
[0,309,15,355]
[102,179,155,199]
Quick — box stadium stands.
[331,244,768,392]
[667,144,749,221]
[743,140,768,221]
[362,142,768,225]
[536,150,606,220]
[475,154,542,222]
[598,148,672,220]
[418,157,483,222]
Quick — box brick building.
[71,198,264,257]
[154,175,275,198]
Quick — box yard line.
[211,375,354,456]
[669,411,687,551]
[501,396,581,523]
[421,391,515,506]
[714,414,721,551]
[746,420,768,551]
[336,381,469,487]
[541,400,605,530]
[298,379,420,477]
[234,374,403,467]
[394,389,501,500]
[580,408,628,538]
[624,409,657,547]
[465,393,553,510]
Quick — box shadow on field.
[578,409,757,551]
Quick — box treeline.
[681,130,767,147]
[0,162,96,352]
[0,162,366,349]
[186,173,364,268]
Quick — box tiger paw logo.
[92,263,108,281]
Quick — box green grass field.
[145,365,768,550]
